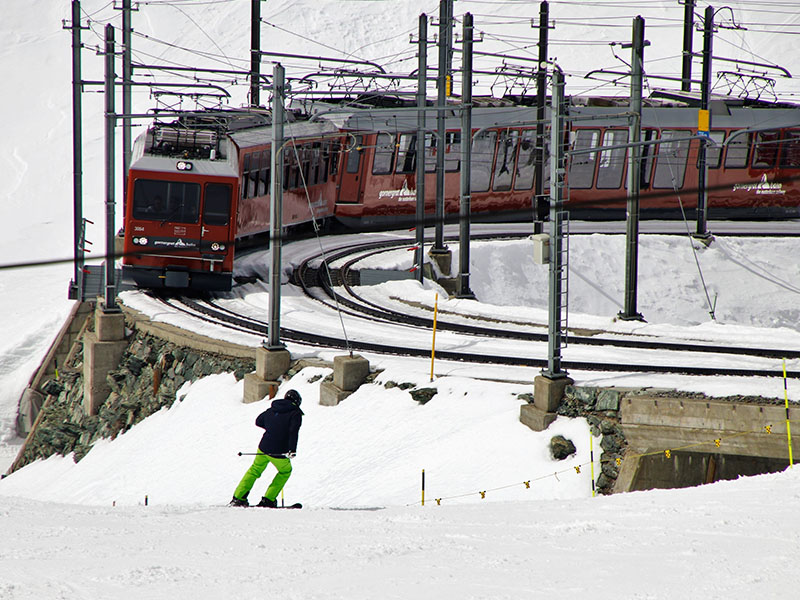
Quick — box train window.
[445,132,461,172]
[471,131,497,193]
[653,129,690,189]
[249,152,262,198]
[346,136,363,174]
[568,129,599,189]
[597,129,628,189]
[752,130,780,168]
[372,133,396,175]
[780,130,800,168]
[514,130,536,191]
[493,131,518,191]
[258,150,270,195]
[328,142,342,175]
[699,131,726,169]
[203,183,231,226]
[309,143,322,186]
[241,153,251,199]
[640,129,656,187]
[397,134,417,173]
[724,132,750,168]
[424,133,437,172]
[133,179,200,223]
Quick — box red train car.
[122,95,800,292]
[122,112,341,290]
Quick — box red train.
[122,93,800,291]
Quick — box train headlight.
[176,160,193,171]
[211,242,225,251]
[133,237,148,245]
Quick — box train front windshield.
[133,179,201,223]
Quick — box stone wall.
[556,386,628,495]
[11,331,254,472]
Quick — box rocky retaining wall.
[556,385,628,495]
[11,330,255,472]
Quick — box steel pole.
[122,0,132,218]
[434,0,452,251]
[620,16,645,322]
[681,0,696,92]
[415,14,428,283]
[533,1,549,235]
[696,5,713,238]
[267,63,285,349]
[103,24,118,312]
[70,0,84,301]
[457,13,475,299]
[250,0,261,106]
[545,69,566,378]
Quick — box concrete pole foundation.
[320,354,370,406]
[243,346,291,404]
[520,374,574,432]
[83,308,127,416]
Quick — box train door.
[200,182,234,269]
[337,134,365,203]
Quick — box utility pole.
[67,0,86,301]
[457,12,475,299]
[681,0,696,92]
[619,16,646,322]
[119,0,135,217]
[533,1,550,235]
[103,24,119,312]
[267,63,285,349]
[544,68,567,379]
[433,0,453,253]
[696,5,713,239]
[250,0,261,106]
[415,13,428,283]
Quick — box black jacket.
[256,398,303,456]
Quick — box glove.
[287,452,296,459]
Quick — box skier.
[230,389,303,508]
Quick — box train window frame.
[203,183,232,226]
[132,178,201,224]
[652,129,691,190]
[470,130,498,193]
[513,129,536,191]
[424,133,437,173]
[596,129,628,190]
[752,129,780,169]
[568,129,600,189]
[724,131,750,168]
[445,131,461,172]
[258,149,270,196]
[697,131,726,169]
[345,136,363,174]
[396,133,417,174]
[493,130,518,192]
[372,132,396,175]
[780,129,800,169]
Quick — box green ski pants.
[234,450,293,502]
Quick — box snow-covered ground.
[2,1,800,598]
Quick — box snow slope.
[2,2,800,597]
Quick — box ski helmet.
[285,389,302,406]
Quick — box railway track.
[145,231,800,379]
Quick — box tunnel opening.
[629,451,791,492]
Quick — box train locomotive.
[121,93,800,292]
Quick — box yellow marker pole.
[783,359,794,468]
[421,469,425,506]
[430,293,439,382]
[590,432,596,497]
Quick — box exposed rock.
[550,435,577,460]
